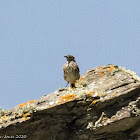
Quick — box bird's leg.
[65,82,69,87]
[70,83,75,88]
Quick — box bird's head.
[64,55,75,62]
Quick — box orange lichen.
[57,94,77,105]
[108,66,115,71]
[112,93,117,96]
[79,73,86,82]
[28,100,34,103]
[47,105,53,109]
[92,99,99,105]
[2,116,8,120]
[22,113,31,121]
[98,72,104,77]
[17,100,34,107]
[89,91,95,96]
[18,102,28,107]
[17,104,24,107]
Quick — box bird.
[63,55,80,88]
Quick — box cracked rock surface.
[0,64,140,140]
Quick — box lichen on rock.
[0,64,140,140]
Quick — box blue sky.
[0,1,140,109]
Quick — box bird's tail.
[70,83,75,88]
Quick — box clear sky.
[0,1,140,110]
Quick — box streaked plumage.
[63,55,80,88]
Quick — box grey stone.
[0,64,140,140]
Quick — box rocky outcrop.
[0,64,140,140]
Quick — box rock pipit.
[63,55,80,88]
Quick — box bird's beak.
[64,56,67,58]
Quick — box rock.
[0,64,140,140]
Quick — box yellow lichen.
[22,113,31,121]
[92,99,99,104]
[57,94,77,105]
